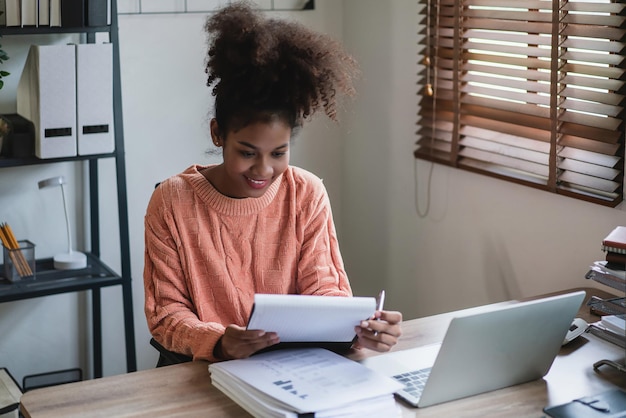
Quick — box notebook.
[360,290,586,408]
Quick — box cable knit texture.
[144,164,352,361]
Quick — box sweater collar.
[182,164,283,216]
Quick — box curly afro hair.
[204,1,359,137]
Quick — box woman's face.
[210,118,291,198]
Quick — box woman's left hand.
[354,310,402,352]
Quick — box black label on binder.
[44,127,72,138]
[82,125,109,134]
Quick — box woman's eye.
[272,152,286,158]
[240,151,255,158]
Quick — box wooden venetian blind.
[416,0,626,207]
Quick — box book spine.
[60,0,84,27]
[85,0,106,26]
[606,251,626,264]
[602,226,626,251]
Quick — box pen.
[374,290,385,336]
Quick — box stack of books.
[602,226,626,270]
[585,226,626,348]
[208,348,403,418]
[1,0,108,28]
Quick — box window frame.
[415,0,625,207]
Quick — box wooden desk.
[20,288,626,418]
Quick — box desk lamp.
[38,176,87,270]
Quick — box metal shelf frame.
[0,0,137,379]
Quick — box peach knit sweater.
[144,164,352,361]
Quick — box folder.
[49,0,60,26]
[85,0,107,26]
[16,44,77,159]
[39,0,50,26]
[60,0,83,27]
[76,43,115,155]
[544,389,626,417]
[20,0,37,26]
[5,0,20,26]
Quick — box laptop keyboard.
[392,367,432,406]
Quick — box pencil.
[0,223,33,277]
[7,223,33,277]
[0,223,29,277]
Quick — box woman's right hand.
[216,324,280,360]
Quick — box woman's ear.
[210,119,222,147]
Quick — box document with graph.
[209,348,403,418]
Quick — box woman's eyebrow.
[237,141,289,151]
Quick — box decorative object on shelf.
[37,176,87,270]
[0,223,35,281]
[0,114,36,158]
[0,11,9,90]
[0,116,8,154]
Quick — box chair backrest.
[150,338,192,367]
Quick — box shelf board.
[1,26,111,36]
[0,153,116,168]
[0,252,124,302]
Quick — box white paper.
[247,294,376,343]
[209,348,403,417]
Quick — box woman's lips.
[246,176,269,189]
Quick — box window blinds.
[416,0,625,207]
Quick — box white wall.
[0,0,623,383]
[340,1,625,318]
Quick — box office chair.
[150,338,192,367]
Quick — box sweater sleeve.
[295,176,353,297]
[143,184,224,362]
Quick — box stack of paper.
[588,314,626,348]
[601,314,626,335]
[209,348,403,418]
[586,261,625,293]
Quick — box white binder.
[20,0,37,26]
[5,0,20,26]
[50,0,61,26]
[76,43,115,155]
[17,44,77,159]
[39,0,50,26]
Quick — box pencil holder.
[2,240,35,282]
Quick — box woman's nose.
[252,156,272,177]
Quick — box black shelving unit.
[0,0,137,379]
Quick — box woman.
[144,1,402,362]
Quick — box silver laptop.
[360,290,586,408]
